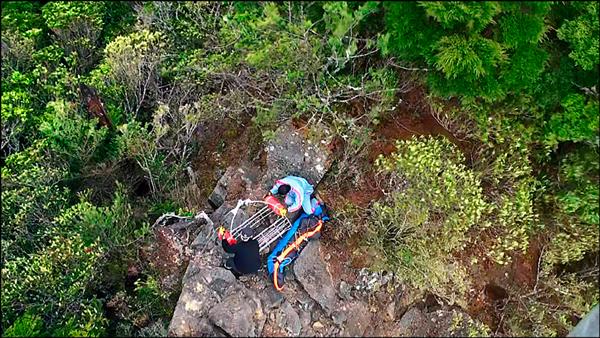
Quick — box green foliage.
[371,136,488,305]
[420,1,500,33]
[3,311,44,337]
[1,141,70,261]
[41,1,106,30]
[383,1,555,101]
[54,185,138,249]
[39,100,118,173]
[41,1,108,72]
[1,2,44,35]
[434,35,505,81]
[545,146,599,265]
[1,234,105,333]
[499,3,551,48]
[557,2,600,71]
[381,2,441,61]
[104,29,167,116]
[117,121,182,196]
[370,136,540,304]
[1,2,597,337]
[449,310,492,337]
[544,94,599,149]
[134,275,173,318]
[505,267,599,337]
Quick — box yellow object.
[218,226,226,236]
[279,208,288,217]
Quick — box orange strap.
[273,220,323,291]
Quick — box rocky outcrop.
[209,164,264,210]
[144,213,210,292]
[263,121,332,187]
[366,305,489,337]
[293,241,339,315]
[396,307,430,337]
[167,264,237,336]
[168,121,410,337]
[338,300,372,337]
[272,301,302,336]
[208,284,266,337]
[212,201,248,229]
[208,167,234,209]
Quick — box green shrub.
[39,100,114,172]
[544,94,599,149]
[1,141,70,261]
[1,234,105,333]
[42,1,107,71]
[545,146,599,266]
[382,1,552,102]
[369,136,540,304]
[370,136,488,305]
[104,29,167,117]
[504,267,599,337]
[3,311,44,337]
[556,2,599,71]
[117,121,183,197]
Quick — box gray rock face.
[209,164,265,210]
[146,214,208,292]
[208,285,266,337]
[355,268,395,294]
[396,307,430,337]
[263,122,332,187]
[260,285,285,310]
[208,167,235,209]
[332,310,347,326]
[273,301,301,336]
[385,301,396,322]
[212,201,248,229]
[298,310,312,330]
[339,300,371,337]
[168,264,237,336]
[339,280,353,300]
[293,241,339,314]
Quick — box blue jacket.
[270,176,315,214]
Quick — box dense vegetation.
[1,2,598,336]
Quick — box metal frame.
[228,199,293,253]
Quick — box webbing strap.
[273,220,323,291]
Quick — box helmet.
[277,184,291,195]
[240,227,255,242]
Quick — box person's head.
[277,184,291,195]
[240,227,255,242]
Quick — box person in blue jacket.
[268,175,318,215]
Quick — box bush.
[544,146,599,266]
[39,99,118,173]
[1,234,105,334]
[544,94,599,149]
[369,136,540,304]
[504,266,599,336]
[2,311,44,337]
[42,1,107,72]
[117,120,183,197]
[370,136,488,305]
[556,2,599,71]
[382,1,551,102]
[1,141,70,262]
[104,29,167,118]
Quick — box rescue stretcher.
[227,196,293,253]
[225,194,329,291]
